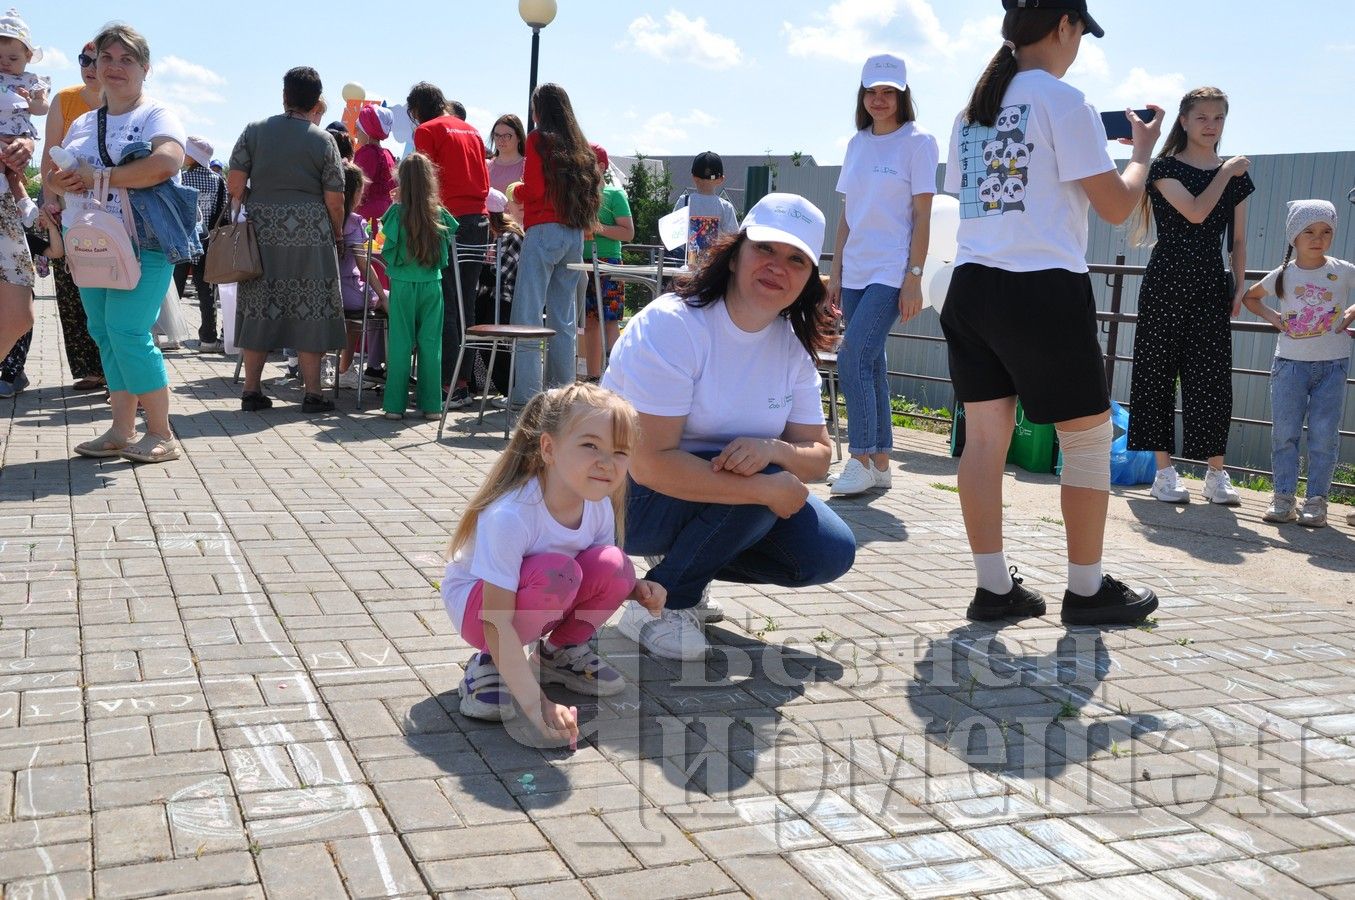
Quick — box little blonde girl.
[1242,199,1355,528]
[442,383,665,742]
[380,154,457,420]
[0,8,48,145]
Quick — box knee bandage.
[1056,419,1112,491]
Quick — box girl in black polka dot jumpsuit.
[1127,87,1254,504]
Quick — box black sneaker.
[241,391,273,411]
[1061,575,1159,626]
[446,387,473,409]
[283,364,300,381]
[364,366,386,382]
[302,393,335,413]
[966,566,1047,622]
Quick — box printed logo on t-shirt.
[1283,281,1340,339]
[956,104,1034,219]
[767,393,793,410]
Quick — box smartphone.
[1100,108,1156,141]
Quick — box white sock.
[1156,465,1175,476]
[1067,562,1103,598]
[974,552,1013,594]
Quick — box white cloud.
[1069,43,1110,80]
[151,55,228,127]
[783,0,901,62]
[1113,67,1186,106]
[41,48,72,70]
[618,109,720,155]
[625,11,743,70]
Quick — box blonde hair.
[396,153,448,268]
[447,383,639,559]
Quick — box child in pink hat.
[354,104,397,224]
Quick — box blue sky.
[28,1,1355,168]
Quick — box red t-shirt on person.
[412,114,490,218]
[514,131,561,229]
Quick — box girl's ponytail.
[964,9,1077,126]
[1275,244,1293,301]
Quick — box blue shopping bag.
[1110,401,1157,485]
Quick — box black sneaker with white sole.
[966,567,1046,622]
[1060,575,1159,626]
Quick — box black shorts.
[939,263,1109,425]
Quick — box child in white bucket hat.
[0,8,48,141]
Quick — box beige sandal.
[74,428,137,459]
[118,433,181,464]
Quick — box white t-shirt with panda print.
[944,69,1115,274]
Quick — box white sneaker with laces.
[642,556,722,622]
[873,463,892,489]
[336,367,374,390]
[1202,468,1241,505]
[1263,493,1298,523]
[616,601,708,661]
[1298,496,1328,528]
[830,458,876,496]
[1149,467,1190,503]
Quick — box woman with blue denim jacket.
[48,23,191,464]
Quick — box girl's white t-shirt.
[601,293,824,452]
[836,122,940,289]
[61,98,186,225]
[1258,258,1355,362]
[440,477,614,632]
[944,69,1115,273]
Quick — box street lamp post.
[518,0,557,132]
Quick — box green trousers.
[383,278,445,415]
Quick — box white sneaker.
[1149,467,1190,503]
[1263,493,1298,523]
[336,367,375,390]
[1298,496,1328,528]
[830,458,876,496]
[642,556,723,622]
[160,340,181,351]
[616,601,708,661]
[1202,468,1241,505]
[197,340,223,353]
[873,463,892,489]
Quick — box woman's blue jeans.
[839,283,898,455]
[1271,356,1349,497]
[623,452,858,609]
[510,222,584,405]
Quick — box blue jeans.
[623,452,858,609]
[510,222,583,405]
[1271,356,1349,497]
[839,283,898,455]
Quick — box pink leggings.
[460,546,636,651]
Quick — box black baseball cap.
[1001,0,1104,38]
[692,151,724,179]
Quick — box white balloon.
[929,194,960,264]
[921,256,954,312]
[341,82,366,101]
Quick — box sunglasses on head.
[78,52,95,67]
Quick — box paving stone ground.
[2,286,1355,899]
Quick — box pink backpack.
[64,168,141,290]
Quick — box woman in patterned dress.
[227,66,345,413]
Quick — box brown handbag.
[203,200,262,284]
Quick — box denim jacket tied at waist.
[118,141,203,265]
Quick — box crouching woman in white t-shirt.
[602,193,858,661]
[941,0,1163,626]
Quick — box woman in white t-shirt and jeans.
[827,52,938,497]
[941,0,1163,626]
[602,193,858,661]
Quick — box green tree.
[624,153,673,245]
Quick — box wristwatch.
[907,265,924,277]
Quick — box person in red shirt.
[406,81,490,408]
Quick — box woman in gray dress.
[227,66,345,413]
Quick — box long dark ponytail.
[965,9,1081,126]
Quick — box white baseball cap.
[740,192,825,262]
[861,53,907,91]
